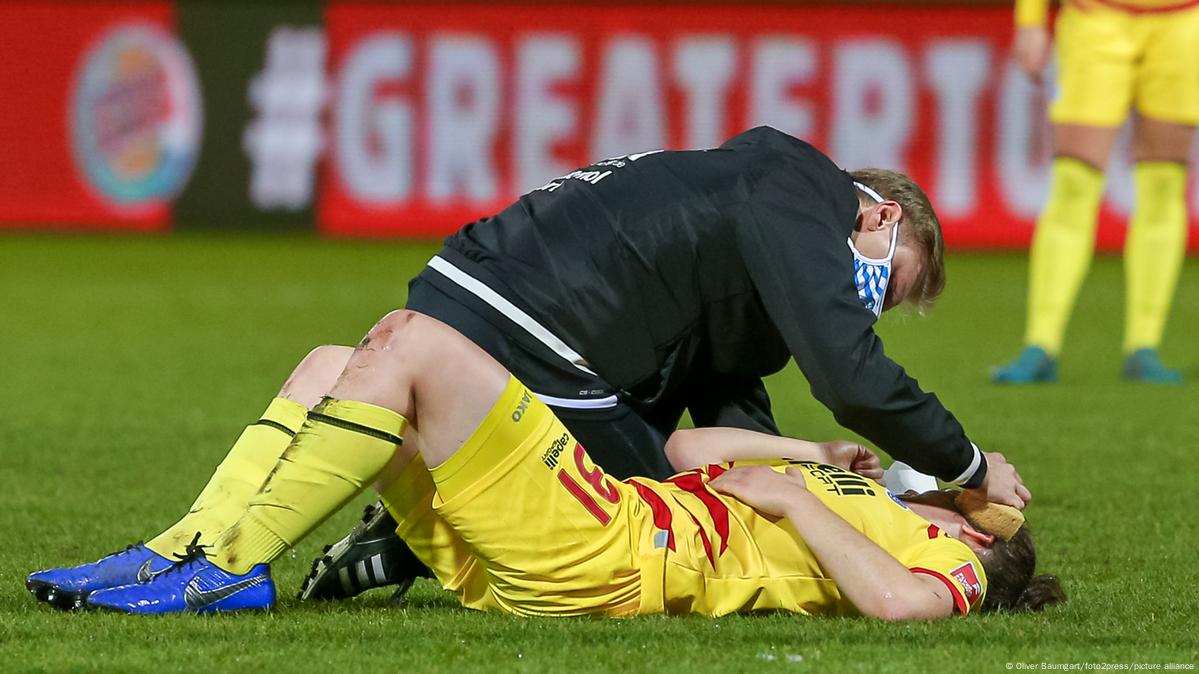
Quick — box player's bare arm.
[664,428,883,481]
[709,465,954,621]
[668,426,1024,510]
[1012,0,1050,79]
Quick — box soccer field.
[1,234,1196,673]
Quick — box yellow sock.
[146,398,306,558]
[211,398,407,574]
[1024,157,1106,355]
[1124,161,1188,352]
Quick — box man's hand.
[819,441,884,482]
[971,451,1032,509]
[709,465,809,517]
[1014,26,1051,81]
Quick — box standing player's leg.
[992,124,1116,384]
[26,345,351,609]
[1122,116,1190,383]
[993,4,1132,384]
[1119,7,1199,382]
[1025,127,1114,355]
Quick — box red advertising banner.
[0,2,198,231]
[320,2,1199,250]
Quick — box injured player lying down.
[29,311,1065,618]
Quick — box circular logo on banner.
[71,23,203,204]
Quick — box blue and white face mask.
[849,181,900,319]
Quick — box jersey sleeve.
[902,533,988,615]
[1015,0,1050,27]
[731,140,986,488]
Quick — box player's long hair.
[976,525,1067,612]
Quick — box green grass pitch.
[1,234,1196,672]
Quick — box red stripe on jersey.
[705,463,727,479]
[911,567,969,615]
[665,471,731,556]
[558,470,611,526]
[628,479,676,551]
[688,512,717,568]
[927,524,941,539]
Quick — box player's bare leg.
[277,345,356,408]
[1052,124,1120,169]
[326,310,510,468]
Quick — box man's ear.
[878,201,903,229]
[960,523,996,549]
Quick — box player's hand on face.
[970,451,1032,510]
[709,465,808,517]
[820,441,884,482]
[1013,26,1051,82]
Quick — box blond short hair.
[849,168,946,310]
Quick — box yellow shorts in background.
[428,376,659,617]
[1051,3,1199,127]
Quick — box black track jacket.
[438,126,986,487]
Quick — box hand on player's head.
[974,451,1032,509]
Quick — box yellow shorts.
[409,376,663,617]
[1051,3,1199,126]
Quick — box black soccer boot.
[298,503,433,602]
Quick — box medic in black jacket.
[301,126,1030,602]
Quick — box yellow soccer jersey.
[626,460,987,617]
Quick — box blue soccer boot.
[86,537,274,615]
[27,542,174,611]
[991,346,1058,384]
[1122,348,1183,384]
